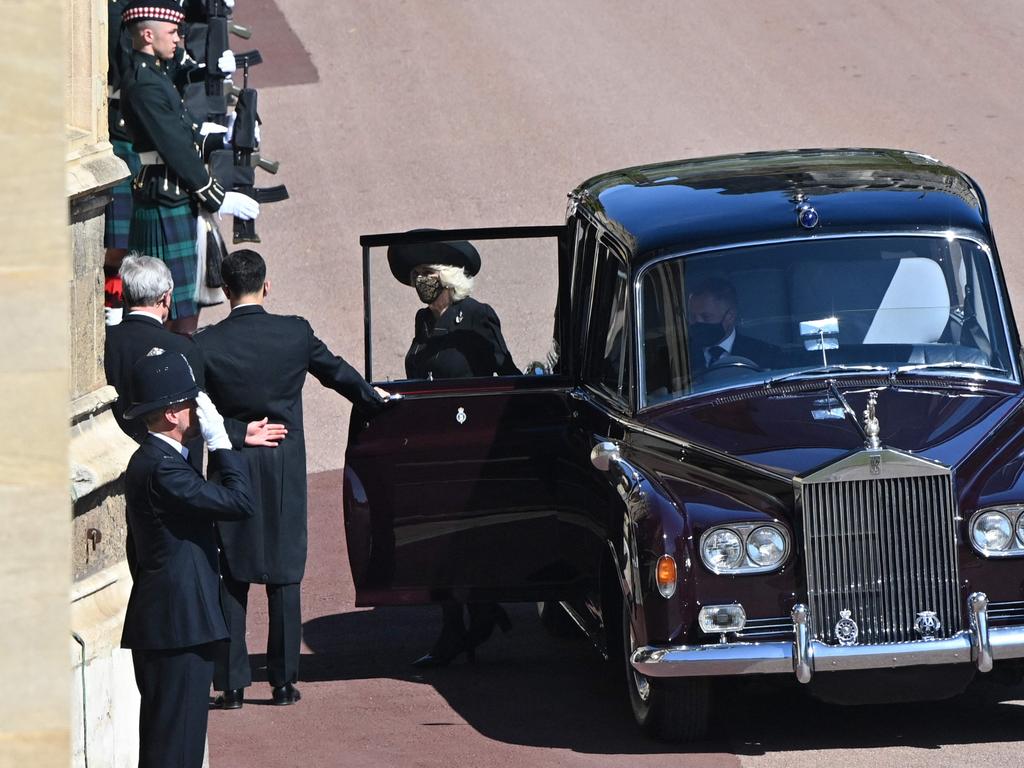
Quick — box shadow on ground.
[270,603,1024,756]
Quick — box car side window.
[588,246,630,403]
[365,233,562,383]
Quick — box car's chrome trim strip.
[631,593,1023,682]
[632,231,1019,412]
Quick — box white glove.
[224,0,234,7]
[195,391,233,451]
[199,121,228,136]
[218,191,260,220]
[224,110,238,145]
[104,306,123,326]
[218,50,237,75]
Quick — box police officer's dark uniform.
[120,349,253,768]
[387,239,517,666]
[194,250,387,706]
[119,0,228,322]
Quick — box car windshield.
[639,235,1015,407]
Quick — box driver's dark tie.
[707,345,726,364]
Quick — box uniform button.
[261,573,269,581]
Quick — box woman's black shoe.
[411,641,474,668]
[465,603,512,650]
[413,600,471,668]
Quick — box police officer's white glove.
[218,50,237,75]
[224,0,234,7]
[223,110,237,147]
[195,391,233,451]
[218,191,260,220]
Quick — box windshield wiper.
[764,364,890,388]
[896,361,1008,376]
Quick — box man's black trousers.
[213,572,301,690]
[132,643,215,768]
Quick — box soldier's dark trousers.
[214,572,301,690]
[132,643,215,768]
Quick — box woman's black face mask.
[688,321,728,349]
[414,273,444,303]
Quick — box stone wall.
[0,2,73,766]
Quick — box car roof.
[572,148,987,262]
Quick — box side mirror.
[590,441,620,472]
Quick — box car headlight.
[973,511,1012,552]
[701,529,743,570]
[970,506,1024,557]
[746,526,786,567]
[700,523,790,574]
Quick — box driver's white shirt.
[704,328,736,366]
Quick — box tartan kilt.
[103,140,142,250]
[128,199,198,320]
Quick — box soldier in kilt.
[119,0,258,334]
[103,0,138,324]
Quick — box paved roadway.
[206,2,1024,766]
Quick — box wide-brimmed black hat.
[386,231,481,286]
[121,0,185,25]
[124,348,200,420]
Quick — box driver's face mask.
[688,320,729,349]
[414,273,444,304]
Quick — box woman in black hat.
[389,238,519,381]
[388,237,518,666]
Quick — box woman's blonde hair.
[433,264,475,301]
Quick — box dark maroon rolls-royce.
[345,148,1024,741]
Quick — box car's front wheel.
[622,601,711,742]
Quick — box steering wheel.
[690,354,764,382]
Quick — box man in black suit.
[687,276,777,370]
[105,253,287,452]
[120,349,254,768]
[196,249,392,708]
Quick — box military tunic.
[120,48,227,320]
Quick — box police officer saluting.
[119,0,257,334]
[121,348,254,768]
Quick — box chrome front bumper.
[632,592,1024,683]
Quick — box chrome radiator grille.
[801,469,961,645]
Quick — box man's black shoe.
[213,688,244,710]
[271,683,301,706]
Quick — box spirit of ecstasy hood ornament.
[863,392,881,449]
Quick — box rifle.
[182,0,254,122]
[209,54,289,244]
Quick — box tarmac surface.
[206,2,1024,766]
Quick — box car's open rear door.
[344,226,596,606]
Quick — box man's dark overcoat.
[104,313,205,443]
[195,305,383,584]
[121,436,254,650]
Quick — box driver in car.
[687,276,777,371]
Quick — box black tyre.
[622,600,711,742]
